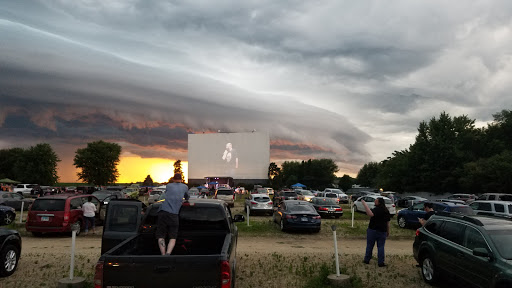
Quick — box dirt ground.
[0,233,429,288]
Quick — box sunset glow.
[117,156,188,184]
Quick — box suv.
[414,213,512,287]
[26,194,102,236]
[13,184,36,197]
[467,193,512,204]
[469,201,512,218]
[273,191,298,207]
[214,188,234,207]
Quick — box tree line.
[357,110,512,194]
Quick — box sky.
[1,1,512,183]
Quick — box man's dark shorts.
[156,210,179,239]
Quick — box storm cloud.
[1,0,512,180]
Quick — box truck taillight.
[94,261,104,288]
[221,260,231,288]
[335,208,342,211]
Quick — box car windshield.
[31,199,66,211]
[217,189,233,195]
[488,230,512,260]
[254,196,270,202]
[318,198,337,205]
[329,189,343,193]
[288,204,316,213]
[283,192,297,197]
[92,192,110,201]
[301,191,314,196]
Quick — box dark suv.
[413,213,512,287]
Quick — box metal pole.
[19,202,24,223]
[332,227,340,276]
[351,205,355,228]
[246,205,250,226]
[70,230,76,280]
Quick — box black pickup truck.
[94,199,245,288]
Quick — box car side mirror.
[473,248,492,260]
[233,214,245,222]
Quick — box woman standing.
[362,197,390,267]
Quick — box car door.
[405,202,426,224]
[69,197,84,225]
[436,221,466,276]
[457,226,495,288]
[101,200,143,254]
[8,193,23,210]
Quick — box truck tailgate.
[102,255,222,288]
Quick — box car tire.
[397,216,407,228]
[2,212,14,226]
[280,219,286,232]
[420,254,438,285]
[0,245,19,277]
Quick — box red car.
[26,194,101,236]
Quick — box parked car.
[65,186,77,193]
[446,193,477,203]
[435,198,466,205]
[315,192,340,204]
[0,192,33,211]
[466,193,512,205]
[147,190,164,205]
[13,184,36,197]
[245,193,273,215]
[92,190,124,204]
[188,190,206,200]
[0,227,21,277]
[77,186,97,194]
[95,199,244,288]
[273,191,299,207]
[311,197,343,218]
[396,196,428,208]
[26,194,102,236]
[0,206,16,226]
[347,190,378,202]
[413,213,512,287]
[469,201,512,218]
[352,195,396,215]
[296,190,315,202]
[397,201,474,229]
[324,189,349,203]
[272,200,321,232]
[214,188,234,207]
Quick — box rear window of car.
[319,198,337,205]
[150,191,162,195]
[384,199,392,204]
[325,193,337,198]
[217,189,234,195]
[31,199,66,211]
[448,206,475,215]
[283,192,297,197]
[254,197,270,202]
[288,204,316,213]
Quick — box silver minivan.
[214,188,234,207]
[469,200,512,218]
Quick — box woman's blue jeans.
[364,228,386,264]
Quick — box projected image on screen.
[188,132,270,179]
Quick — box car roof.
[436,213,512,231]
[283,200,310,205]
[471,200,512,204]
[36,193,92,199]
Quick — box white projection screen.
[188,132,270,179]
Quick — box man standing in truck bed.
[156,173,190,255]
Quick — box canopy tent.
[196,186,207,189]
[208,181,218,185]
[0,178,20,184]
[290,183,306,188]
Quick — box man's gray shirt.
[159,183,190,214]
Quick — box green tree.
[268,162,281,188]
[338,174,354,192]
[170,160,184,182]
[0,148,24,181]
[356,162,380,188]
[23,143,61,185]
[74,140,121,185]
[143,175,154,186]
[460,151,512,194]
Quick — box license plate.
[41,216,49,221]
[301,217,308,222]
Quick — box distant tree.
[338,174,355,192]
[169,160,184,182]
[143,175,154,186]
[0,148,24,181]
[23,143,60,185]
[357,162,380,188]
[268,162,281,188]
[285,175,298,188]
[74,140,121,185]
[460,151,512,194]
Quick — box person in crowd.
[156,173,190,255]
[362,197,391,267]
[82,196,97,235]
[419,202,435,226]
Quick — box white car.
[353,195,396,215]
[13,184,37,197]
